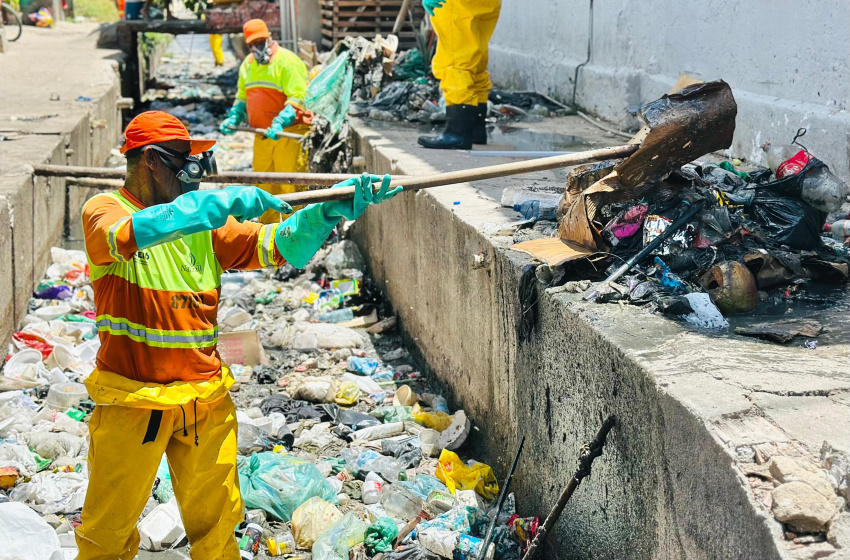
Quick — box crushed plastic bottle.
[824,219,850,243]
[362,472,384,505]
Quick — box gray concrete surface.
[486,0,850,183]
[349,116,850,559]
[0,23,123,346]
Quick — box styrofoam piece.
[45,382,88,411]
[138,497,186,551]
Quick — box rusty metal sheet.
[615,80,737,187]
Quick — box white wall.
[488,0,850,179]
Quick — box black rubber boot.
[418,104,477,150]
[471,103,488,145]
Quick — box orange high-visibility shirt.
[237,42,309,129]
[82,188,286,384]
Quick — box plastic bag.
[0,441,39,476]
[312,512,368,560]
[371,406,414,423]
[306,52,354,133]
[0,501,62,560]
[26,431,86,460]
[749,194,826,250]
[0,391,38,437]
[238,452,338,521]
[383,544,440,560]
[291,497,343,549]
[365,517,398,554]
[341,447,403,481]
[399,475,449,501]
[418,527,459,558]
[154,455,174,503]
[435,449,499,500]
[332,380,362,405]
[10,470,88,514]
[412,404,452,432]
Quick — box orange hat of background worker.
[243,19,270,44]
[120,111,216,156]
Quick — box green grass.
[73,0,119,22]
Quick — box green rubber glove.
[322,173,403,221]
[422,0,445,16]
[132,186,293,250]
[219,100,247,135]
[274,174,403,268]
[265,105,297,140]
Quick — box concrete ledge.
[348,117,849,559]
[0,23,123,347]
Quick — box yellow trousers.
[75,395,243,560]
[209,34,225,66]
[431,0,502,106]
[253,129,309,224]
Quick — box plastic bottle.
[761,143,849,212]
[380,484,423,521]
[825,219,850,242]
[513,200,557,221]
[362,472,384,505]
[238,523,263,560]
[430,396,449,414]
[761,142,802,175]
[266,527,296,556]
[318,308,355,323]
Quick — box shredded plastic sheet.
[306,52,354,133]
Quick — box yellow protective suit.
[75,369,242,560]
[431,0,502,106]
[253,124,311,223]
[209,34,225,66]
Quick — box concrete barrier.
[348,118,848,559]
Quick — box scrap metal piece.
[615,80,737,187]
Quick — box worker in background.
[417,0,501,150]
[75,111,401,559]
[209,34,225,66]
[219,19,311,223]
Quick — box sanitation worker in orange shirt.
[219,19,312,223]
[418,0,501,150]
[74,111,401,559]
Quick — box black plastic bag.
[749,195,826,250]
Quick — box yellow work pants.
[209,34,225,66]
[75,395,243,560]
[252,129,309,224]
[431,0,502,106]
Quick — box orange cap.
[119,111,216,156]
[243,19,270,44]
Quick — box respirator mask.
[251,40,272,65]
[146,144,218,193]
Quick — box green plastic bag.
[153,455,174,503]
[238,452,338,521]
[364,517,398,554]
[312,512,368,560]
[394,48,427,81]
[370,406,413,423]
[306,52,354,133]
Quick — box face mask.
[146,145,218,194]
[251,41,272,65]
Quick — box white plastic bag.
[10,471,88,514]
[0,502,62,560]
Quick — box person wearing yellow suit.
[418,0,501,150]
[209,34,225,66]
[219,19,312,223]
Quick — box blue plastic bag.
[238,452,337,521]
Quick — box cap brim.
[189,139,217,155]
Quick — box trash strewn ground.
[0,36,541,560]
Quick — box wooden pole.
[32,164,388,187]
[33,143,637,199]
[233,125,306,141]
[392,0,414,33]
[277,144,638,205]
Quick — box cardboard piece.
[336,310,379,329]
[511,238,595,266]
[218,330,268,367]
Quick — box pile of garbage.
[1,240,540,560]
[514,135,850,344]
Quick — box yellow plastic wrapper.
[333,381,362,405]
[435,449,499,501]
[291,497,343,550]
[412,403,452,432]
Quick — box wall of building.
[488,0,850,180]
